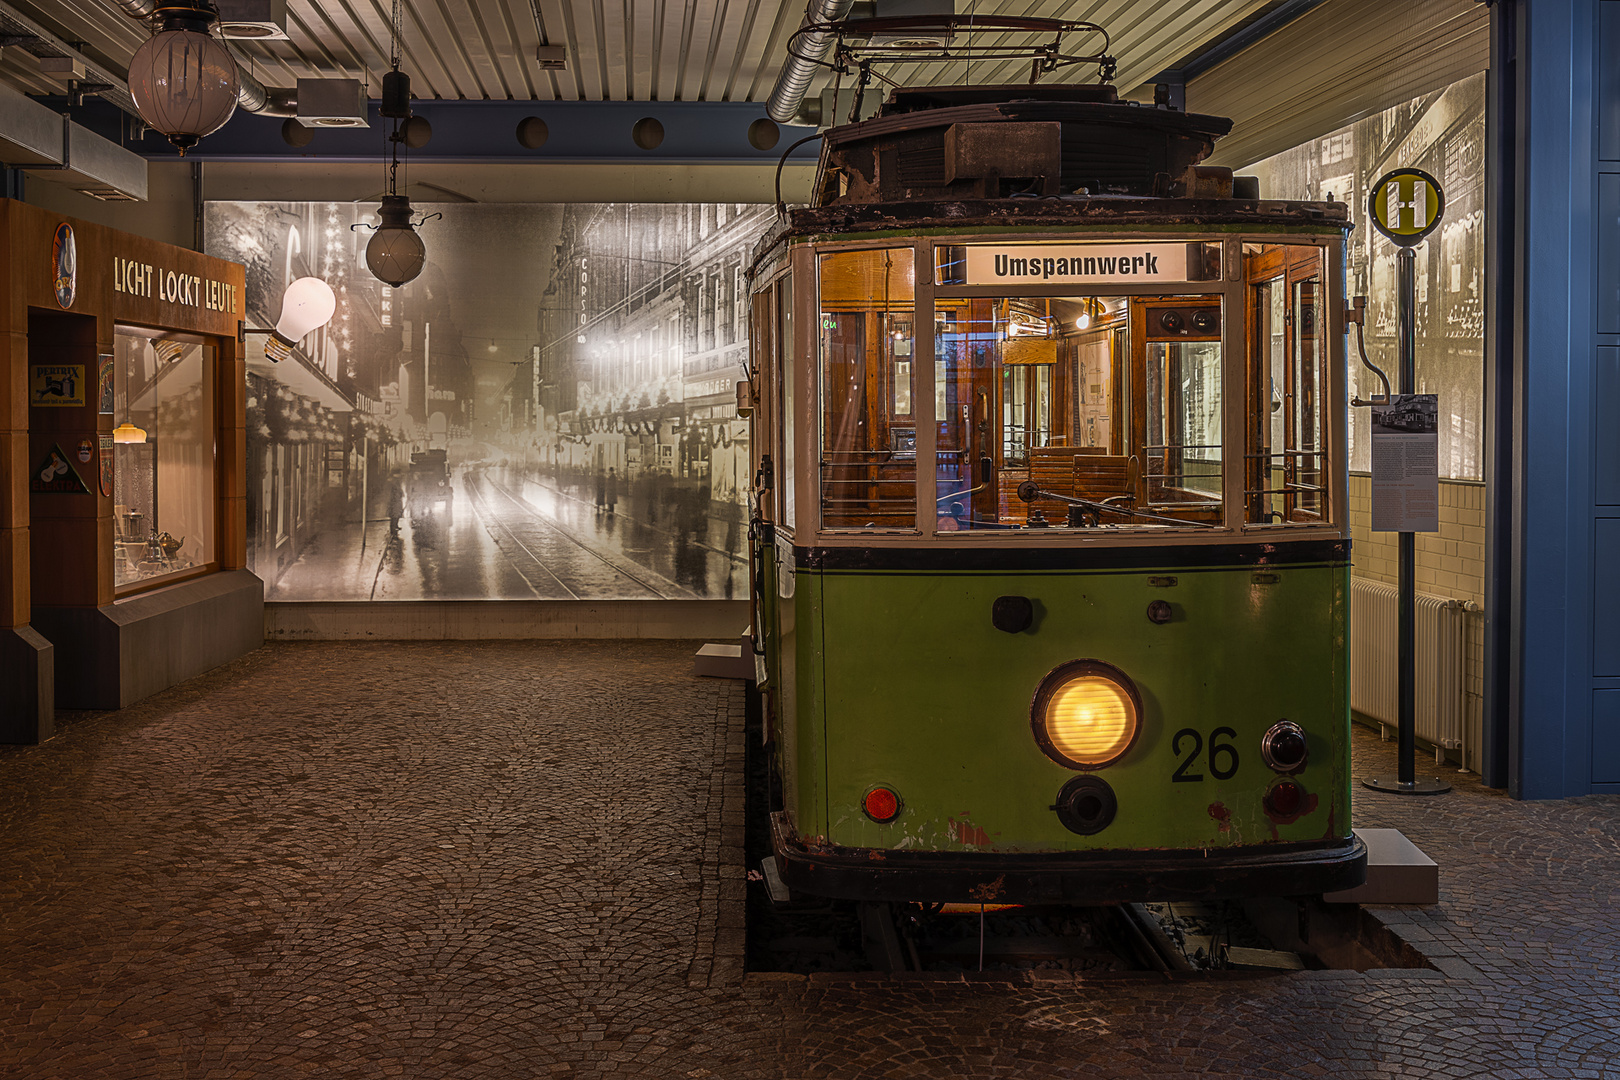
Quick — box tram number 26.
[1170,727,1239,783]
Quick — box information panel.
[1371,394,1440,532]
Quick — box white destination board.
[962,243,1194,285]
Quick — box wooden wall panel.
[0,198,248,619]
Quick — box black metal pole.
[1397,247,1417,786]
[1364,244,1450,796]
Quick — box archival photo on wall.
[204,201,772,601]
[1245,71,1485,481]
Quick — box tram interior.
[812,243,1330,533]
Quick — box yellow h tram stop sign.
[1363,166,1451,798]
[1368,168,1444,246]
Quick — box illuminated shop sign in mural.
[205,200,771,602]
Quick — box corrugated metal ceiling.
[0,0,1280,108]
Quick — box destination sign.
[957,243,1197,286]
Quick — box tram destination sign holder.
[1362,167,1451,797]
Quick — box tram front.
[746,68,1366,905]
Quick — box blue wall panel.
[1596,519,1620,676]
[1516,0,1597,797]
[1600,177,1620,334]
[1600,348,1620,504]
[1593,688,1620,783]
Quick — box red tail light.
[862,786,900,823]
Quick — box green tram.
[744,76,1367,905]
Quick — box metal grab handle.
[1014,481,1217,529]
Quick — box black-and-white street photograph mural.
[204,201,772,600]
[1245,72,1485,481]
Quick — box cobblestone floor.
[1,641,1616,1079]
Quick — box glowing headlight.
[1031,659,1142,769]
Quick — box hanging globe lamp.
[365,194,427,287]
[127,5,240,155]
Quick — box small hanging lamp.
[127,3,240,155]
[354,0,438,288]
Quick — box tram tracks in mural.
[462,471,677,600]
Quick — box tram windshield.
[932,295,1224,531]
[812,242,1332,534]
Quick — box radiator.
[1349,577,1474,760]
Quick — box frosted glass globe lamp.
[128,8,240,155]
[365,195,427,287]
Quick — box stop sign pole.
[1362,168,1451,797]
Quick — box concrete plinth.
[31,570,264,711]
[1323,827,1439,905]
[0,625,54,744]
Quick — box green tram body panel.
[768,551,1351,857]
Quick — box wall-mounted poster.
[204,201,772,601]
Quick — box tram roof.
[748,196,1352,278]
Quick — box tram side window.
[1244,244,1330,525]
[818,248,916,530]
[778,276,796,530]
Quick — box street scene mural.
[204,201,773,600]
[1245,72,1486,481]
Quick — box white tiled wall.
[1347,474,1487,771]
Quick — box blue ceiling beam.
[130,100,821,164]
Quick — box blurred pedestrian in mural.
[606,467,619,515]
[388,472,405,537]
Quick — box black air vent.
[896,145,946,184]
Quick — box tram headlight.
[1261,720,1309,773]
[1031,660,1142,770]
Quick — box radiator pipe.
[765,0,856,124]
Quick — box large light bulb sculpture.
[128,4,240,155]
[263,276,337,362]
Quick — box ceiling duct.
[766,0,857,124]
[1,83,147,200]
[44,119,149,200]
[294,77,365,127]
[214,0,288,40]
[0,79,63,164]
[0,1,140,115]
[848,0,953,48]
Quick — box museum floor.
[1,640,1616,1079]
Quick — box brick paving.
[0,640,1616,1079]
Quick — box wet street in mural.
[266,453,749,602]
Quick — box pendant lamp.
[128,4,240,155]
[365,194,428,288]
[352,2,438,287]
